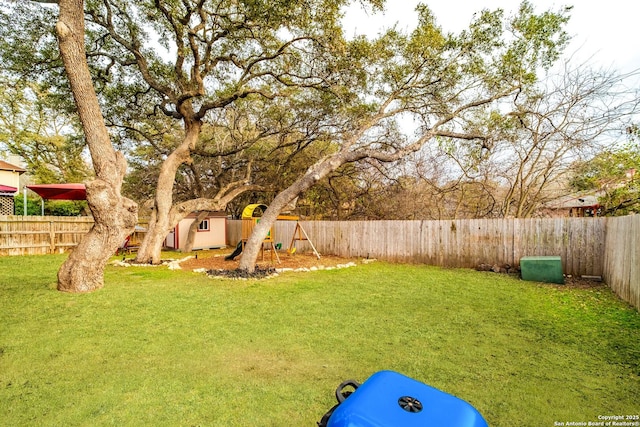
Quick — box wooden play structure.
[238,203,320,263]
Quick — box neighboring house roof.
[26,183,86,200]
[544,193,601,210]
[0,160,26,174]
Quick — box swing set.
[239,204,320,263]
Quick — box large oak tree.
[50,0,137,292]
[74,0,377,264]
[238,2,573,271]
[4,0,384,266]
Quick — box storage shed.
[165,211,226,251]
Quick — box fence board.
[603,215,640,310]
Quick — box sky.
[342,0,640,75]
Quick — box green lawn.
[0,254,638,426]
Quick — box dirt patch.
[556,275,607,289]
[476,263,607,289]
[179,248,359,273]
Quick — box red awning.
[0,185,17,194]
[26,184,87,200]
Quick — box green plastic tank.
[520,256,564,284]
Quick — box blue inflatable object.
[324,371,488,427]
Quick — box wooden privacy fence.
[603,215,640,311]
[228,218,607,277]
[0,215,94,256]
[229,216,640,310]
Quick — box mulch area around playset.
[178,248,361,276]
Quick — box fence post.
[49,221,55,254]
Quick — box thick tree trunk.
[55,0,137,292]
[237,128,436,272]
[58,179,137,291]
[183,211,209,252]
[134,216,167,264]
[135,119,202,264]
[239,155,345,271]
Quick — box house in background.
[0,160,26,215]
[542,193,602,217]
[165,211,227,251]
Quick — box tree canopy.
[237,1,575,270]
[0,79,92,184]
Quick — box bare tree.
[490,62,639,217]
